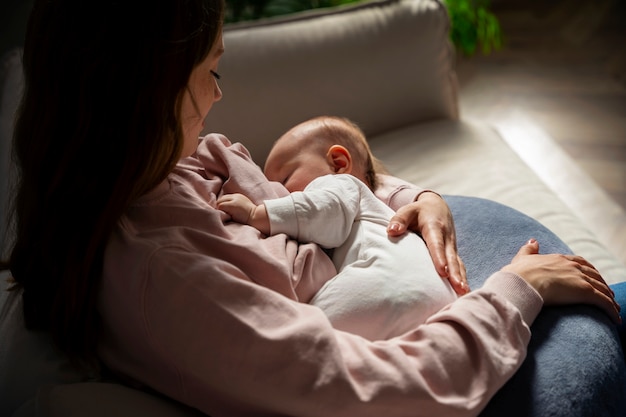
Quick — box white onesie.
[264,174,458,340]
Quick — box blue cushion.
[445,195,626,417]
[610,281,626,362]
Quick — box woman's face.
[180,32,225,158]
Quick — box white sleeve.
[264,175,361,248]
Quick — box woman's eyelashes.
[210,70,221,80]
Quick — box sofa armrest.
[203,0,458,163]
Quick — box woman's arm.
[101,246,540,417]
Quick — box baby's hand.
[217,193,256,224]
[217,194,271,235]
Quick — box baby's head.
[264,116,380,192]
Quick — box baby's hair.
[305,116,387,190]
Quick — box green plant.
[225,0,503,57]
[443,0,503,56]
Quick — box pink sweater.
[98,134,543,417]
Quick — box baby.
[217,116,458,340]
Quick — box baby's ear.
[326,145,352,174]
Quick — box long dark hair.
[0,0,224,367]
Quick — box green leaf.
[443,0,503,57]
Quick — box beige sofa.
[1,0,625,416]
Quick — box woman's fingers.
[574,259,622,323]
[569,276,622,325]
[387,207,411,236]
[443,254,468,295]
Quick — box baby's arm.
[217,193,270,235]
[221,176,359,247]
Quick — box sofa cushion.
[203,0,458,163]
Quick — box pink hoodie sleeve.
[100,240,543,417]
[374,173,437,211]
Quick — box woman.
[1,0,621,416]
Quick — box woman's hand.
[387,191,469,295]
[504,239,622,325]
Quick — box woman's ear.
[326,145,352,174]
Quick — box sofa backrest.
[202,0,459,163]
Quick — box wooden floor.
[456,0,626,265]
